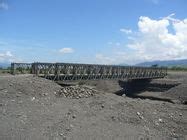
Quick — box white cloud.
[100,14,187,65]
[162,13,180,23]
[6,51,13,57]
[59,48,74,54]
[0,51,13,62]
[138,16,169,34]
[0,51,12,57]
[0,2,8,10]
[127,15,187,62]
[95,54,115,64]
[120,28,132,34]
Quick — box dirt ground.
[0,72,186,140]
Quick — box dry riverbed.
[0,72,186,140]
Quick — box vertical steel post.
[11,63,16,75]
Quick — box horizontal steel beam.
[11,62,167,81]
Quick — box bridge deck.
[11,62,167,81]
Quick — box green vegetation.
[15,67,32,74]
[151,64,158,68]
[168,66,187,71]
[0,67,32,74]
[0,67,11,74]
[151,64,187,71]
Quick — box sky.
[0,0,187,65]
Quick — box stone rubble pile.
[57,85,97,99]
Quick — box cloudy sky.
[0,0,187,64]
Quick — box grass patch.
[168,66,187,71]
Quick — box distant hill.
[0,63,11,68]
[136,59,187,67]
[118,63,129,66]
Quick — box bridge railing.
[30,62,167,81]
[11,62,167,80]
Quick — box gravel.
[0,73,186,139]
[56,85,97,99]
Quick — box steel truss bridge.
[11,62,167,81]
